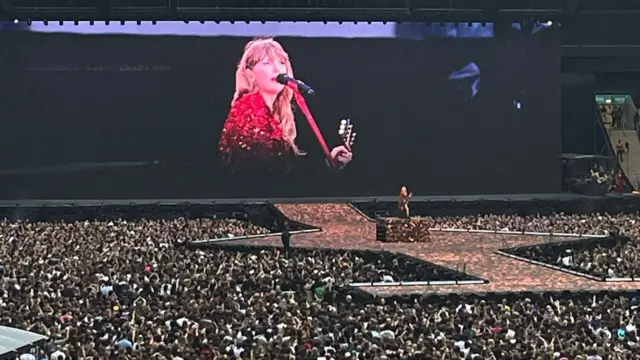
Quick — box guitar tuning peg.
[348,124,353,129]
[340,119,347,125]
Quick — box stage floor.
[0,192,607,206]
[214,203,640,295]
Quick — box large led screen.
[0,21,560,199]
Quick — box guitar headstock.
[338,118,356,149]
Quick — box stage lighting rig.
[3,0,640,22]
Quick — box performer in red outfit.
[218,38,353,173]
[398,186,412,218]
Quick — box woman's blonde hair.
[233,37,305,155]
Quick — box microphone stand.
[291,87,338,169]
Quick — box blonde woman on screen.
[218,37,352,174]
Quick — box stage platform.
[0,193,639,220]
[0,192,615,206]
[349,193,640,219]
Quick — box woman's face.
[251,54,287,95]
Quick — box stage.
[348,192,640,219]
[1,194,640,295]
[0,192,621,206]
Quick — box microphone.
[276,74,315,95]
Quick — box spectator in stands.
[602,106,613,130]
[613,105,624,129]
[616,139,625,163]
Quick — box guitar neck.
[339,119,355,150]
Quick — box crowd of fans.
[1,217,272,360]
[425,212,640,237]
[563,164,619,196]
[0,217,469,359]
[214,245,473,284]
[5,211,640,359]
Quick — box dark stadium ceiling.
[1,0,640,22]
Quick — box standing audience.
[3,213,640,359]
[427,212,640,237]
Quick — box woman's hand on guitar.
[330,145,353,170]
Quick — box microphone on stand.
[276,74,315,95]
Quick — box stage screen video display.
[0,21,561,199]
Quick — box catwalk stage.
[3,192,640,295]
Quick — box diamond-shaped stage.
[221,203,640,296]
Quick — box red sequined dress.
[218,93,294,174]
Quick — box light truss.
[2,0,639,22]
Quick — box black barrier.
[496,250,605,281]
[0,202,316,234]
[381,289,640,302]
[0,23,560,199]
[498,235,638,281]
[188,227,322,246]
[298,288,640,309]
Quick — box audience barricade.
[189,227,320,245]
[497,234,640,282]
[429,227,608,238]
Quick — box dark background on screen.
[0,29,560,199]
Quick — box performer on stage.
[218,38,353,174]
[398,186,412,218]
